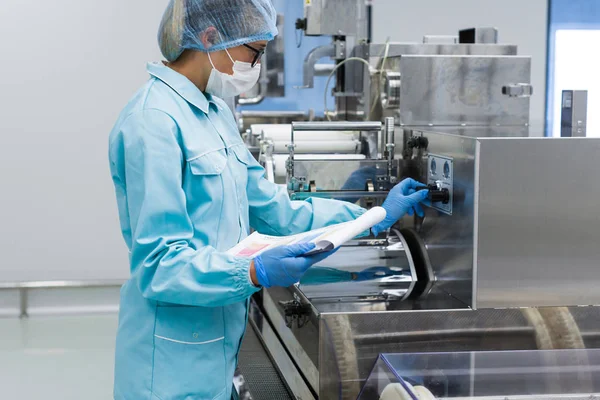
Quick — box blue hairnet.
[158,0,278,62]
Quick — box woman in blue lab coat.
[108,0,429,398]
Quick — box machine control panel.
[427,154,453,215]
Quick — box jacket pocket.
[229,143,252,166]
[184,148,227,234]
[152,305,226,400]
[188,148,228,176]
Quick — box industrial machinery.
[238,2,600,400]
[248,125,600,400]
[561,90,588,137]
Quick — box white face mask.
[205,49,260,98]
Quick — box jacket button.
[193,333,199,339]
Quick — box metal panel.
[419,134,600,308]
[292,121,382,132]
[406,125,529,138]
[304,0,361,37]
[395,55,531,127]
[290,159,389,194]
[418,131,478,307]
[261,288,320,392]
[245,301,311,400]
[427,154,454,215]
[474,138,600,308]
[368,43,519,57]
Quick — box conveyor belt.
[237,324,293,400]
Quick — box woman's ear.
[201,26,218,49]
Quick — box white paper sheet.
[305,206,386,255]
[227,207,386,258]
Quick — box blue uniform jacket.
[108,62,364,400]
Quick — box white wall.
[552,30,599,138]
[0,0,166,282]
[373,0,549,136]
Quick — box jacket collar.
[146,62,217,114]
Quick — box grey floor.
[1,315,118,399]
[0,314,291,400]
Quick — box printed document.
[227,207,386,257]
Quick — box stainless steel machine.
[238,2,600,400]
[248,126,600,400]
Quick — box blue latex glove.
[372,178,429,236]
[254,243,338,288]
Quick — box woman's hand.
[250,243,337,288]
[372,178,429,236]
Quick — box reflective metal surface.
[259,243,600,399]
[298,242,414,303]
[291,159,392,193]
[410,125,529,138]
[360,41,532,127]
[303,0,365,37]
[248,299,314,400]
[390,55,531,127]
[301,44,336,89]
[292,121,382,132]
[237,9,600,397]
[0,279,124,318]
[474,137,600,308]
[254,132,600,399]
[368,43,519,58]
[419,133,600,308]
[418,131,478,307]
[261,288,320,392]
[0,280,124,289]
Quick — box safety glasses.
[243,44,264,68]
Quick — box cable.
[323,57,373,121]
[322,37,392,121]
[370,37,391,117]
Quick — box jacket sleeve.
[120,109,259,307]
[245,150,366,236]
